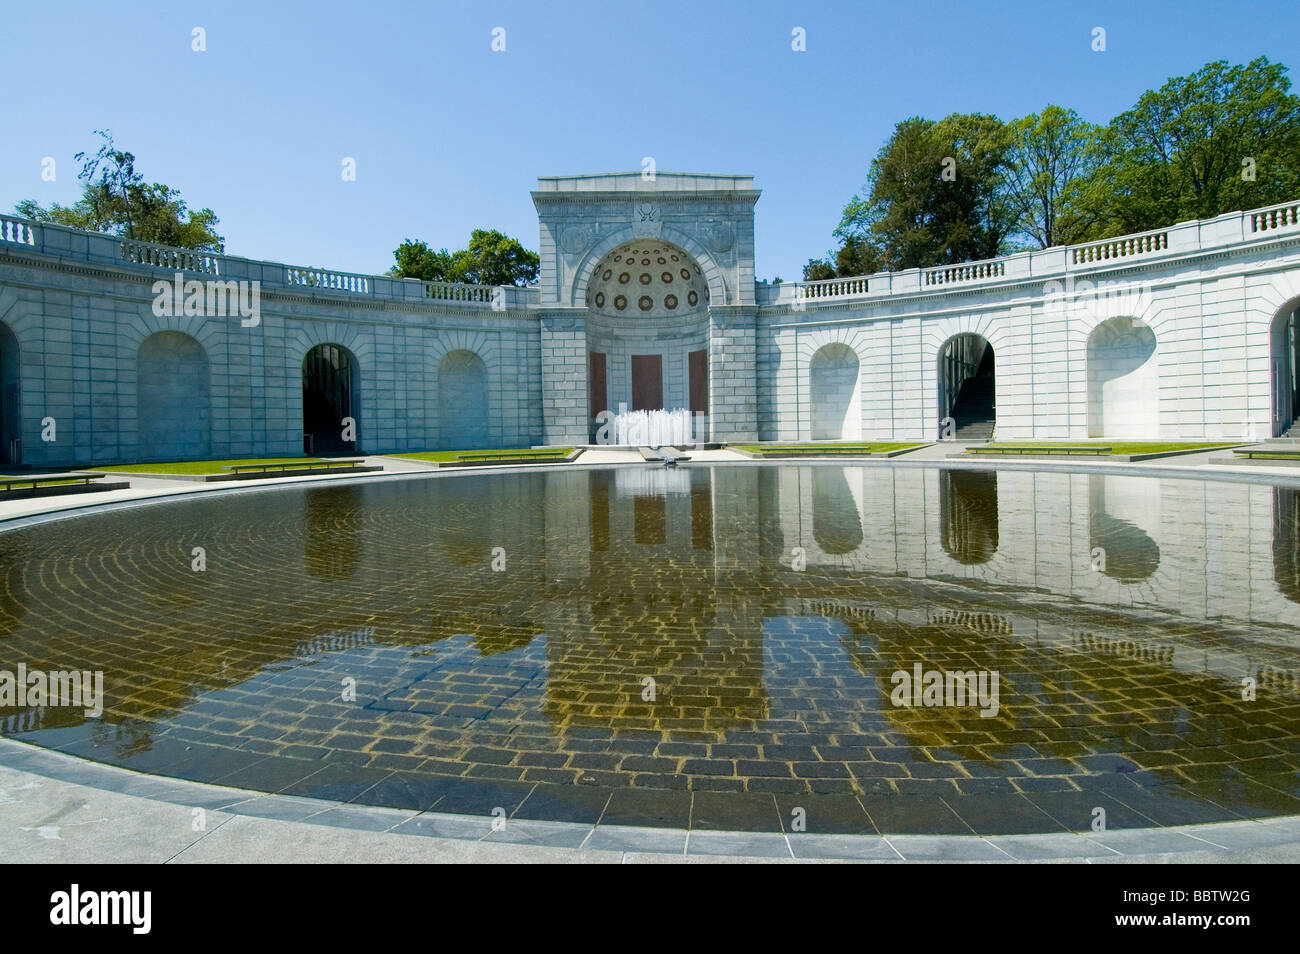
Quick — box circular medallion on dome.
[665,294,678,310]
[688,290,698,306]
[661,272,673,283]
[602,269,612,281]
[615,295,627,310]
[639,273,652,285]
[619,272,630,284]
[594,292,606,308]
[641,258,650,266]
[638,296,653,311]
[657,257,666,264]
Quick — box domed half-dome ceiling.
[586,241,709,318]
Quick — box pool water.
[1,464,1298,835]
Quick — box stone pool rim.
[2,738,1297,862]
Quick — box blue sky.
[3,0,1297,281]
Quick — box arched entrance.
[584,240,710,440]
[809,343,860,440]
[1087,316,1157,438]
[302,343,359,454]
[1271,304,1300,437]
[138,331,211,460]
[938,334,995,440]
[438,349,489,449]
[0,323,19,467]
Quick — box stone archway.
[809,343,860,440]
[938,333,995,440]
[438,349,489,449]
[584,240,711,439]
[1087,316,1158,438]
[303,343,360,454]
[138,331,211,460]
[1271,303,1300,437]
[0,322,19,467]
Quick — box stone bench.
[223,459,366,475]
[0,473,129,499]
[970,445,1112,456]
[1236,449,1300,459]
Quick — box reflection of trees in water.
[838,608,1300,815]
[1274,487,1300,604]
[940,469,998,565]
[1088,476,1159,582]
[812,468,863,555]
[304,485,362,580]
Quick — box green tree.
[1004,106,1106,247]
[837,113,1016,270]
[801,235,884,281]
[14,130,224,251]
[391,239,457,281]
[390,229,539,286]
[1097,57,1300,234]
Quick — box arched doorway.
[1087,317,1158,438]
[584,240,711,439]
[1271,305,1300,437]
[138,331,211,460]
[938,334,995,440]
[302,344,360,454]
[438,350,488,449]
[809,343,860,440]
[0,323,19,468]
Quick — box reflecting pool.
[1,464,1299,834]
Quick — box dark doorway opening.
[303,344,359,455]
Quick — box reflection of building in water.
[939,469,998,565]
[1274,486,1300,604]
[304,485,362,579]
[812,468,862,554]
[541,467,768,731]
[1088,475,1159,582]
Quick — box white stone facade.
[1,176,1299,466]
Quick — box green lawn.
[968,441,1239,455]
[733,442,925,455]
[386,448,574,463]
[90,457,328,475]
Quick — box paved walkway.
[3,742,1297,863]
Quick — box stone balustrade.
[0,215,36,246]
[5,198,1299,312]
[285,266,370,293]
[924,259,1007,286]
[1070,230,1168,264]
[756,198,1300,306]
[121,238,222,275]
[1252,202,1300,233]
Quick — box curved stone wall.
[2,175,1300,465]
